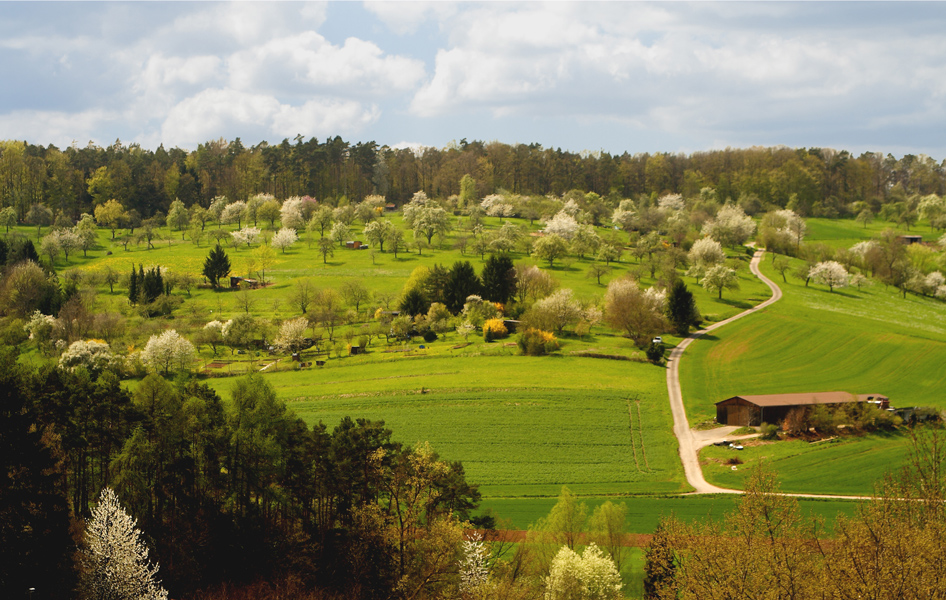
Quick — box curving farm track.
[665,249,782,494]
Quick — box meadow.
[680,225,946,494]
[205,355,687,498]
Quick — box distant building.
[715,392,889,427]
[898,235,923,244]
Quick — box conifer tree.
[666,279,700,336]
[128,265,138,304]
[202,244,230,288]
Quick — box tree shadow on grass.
[716,297,753,310]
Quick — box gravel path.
[665,249,782,494]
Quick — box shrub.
[760,423,779,440]
[517,328,559,356]
[646,341,665,364]
[482,318,508,342]
[422,330,437,343]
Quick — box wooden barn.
[715,392,889,427]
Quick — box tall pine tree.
[202,245,231,288]
[666,279,700,336]
[128,265,139,304]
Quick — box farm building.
[715,392,889,426]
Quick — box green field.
[479,494,862,532]
[680,238,946,494]
[699,433,912,495]
[206,355,687,498]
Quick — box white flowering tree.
[657,193,685,212]
[80,488,168,600]
[702,205,756,247]
[808,261,849,292]
[24,310,60,354]
[231,226,261,248]
[688,237,726,268]
[849,240,878,258]
[271,227,298,253]
[280,196,306,230]
[545,543,622,600]
[458,532,490,596]
[141,329,195,375]
[544,211,580,240]
[220,201,247,228]
[481,194,514,218]
[702,264,740,299]
[59,340,118,374]
[528,289,584,334]
[274,317,309,354]
[774,209,807,247]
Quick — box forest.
[2,137,945,223]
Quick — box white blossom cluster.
[544,543,622,600]
[81,488,168,600]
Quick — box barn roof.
[717,392,856,407]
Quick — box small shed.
[715,392,888,427]
[898,235,923,245]
[384,203,397,212]
[345,240,363,249]
[230,276,260,289]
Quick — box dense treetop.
[2,137,944,221]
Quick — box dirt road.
[665,249,783,494]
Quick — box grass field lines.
[204,354,688,498]
[626,397,651,473]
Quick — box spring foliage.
[80,488,168,600]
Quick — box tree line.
[3,137,946,223]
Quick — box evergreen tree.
[202,244,230,288]
[666,279,700,336]
[444,261,482,314]
[140,267,164,304]
[480,254,516,304]
[643,517,677,599]
[128,265,139,304]
[0,350,75,600]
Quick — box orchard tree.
[220,201,247,228]
[274,317,309,354]
[308,206,334,238]
[58,340,117,375]
[604,278,667,345]
[702,264,740,299]
[318,236,335,263]
[545,544,622,600]
[809,260,849,292]
[231,226,261,248]
[203,244,231,288]
[688,237,725,268]
[141,329,195,375]
[364,219,394,251]
[702,204,756,247]
[532,234,569,268]
[79,488,168,600]
[412,205,451,244]
[166,199,189,237]
[271,227,298,253]
[94,199,127,239]
[330,220,350,246]
[0,205,17,233]
[525,288,583,334]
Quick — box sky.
[2,1,946,158]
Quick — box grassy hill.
[681,246,946,494]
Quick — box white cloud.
[0,109,117,148]
[227,31,425,97]
[160,88,379,148]
[364,1,458,35]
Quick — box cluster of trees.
[643,433,946,599]
[5,137,946,225]
[0,349,485,599]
